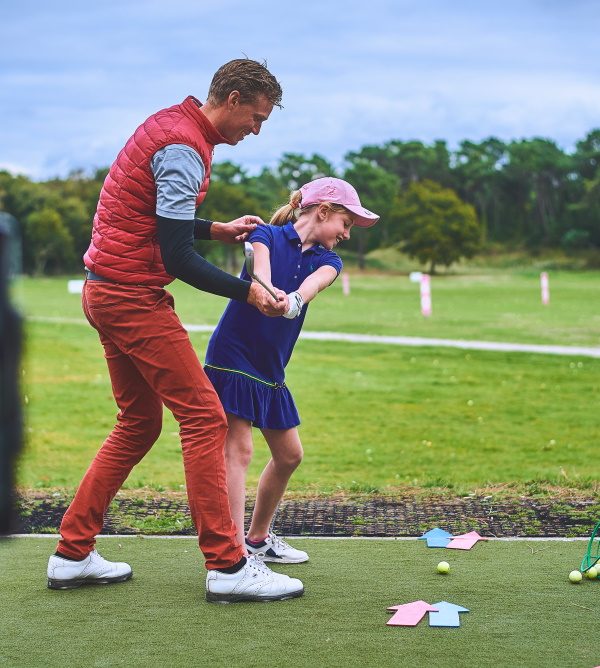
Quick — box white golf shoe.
[47,550,132,590]
[246,532,309,564]
[205,554,304,603]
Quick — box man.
[47,59,304,603]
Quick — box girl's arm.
[251,241,274,291]
[296,265,338,305]
[283,265,338,319]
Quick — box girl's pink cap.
[299,177,380,228]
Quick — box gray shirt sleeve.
[151,144,205,220]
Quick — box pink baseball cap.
[299,177,380,228]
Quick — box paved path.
[30,316,600,358]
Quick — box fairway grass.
[18,321,600,493]
[12,270,600,345]
[2,536,599,668]
[11,272,600,494]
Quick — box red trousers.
[57,281,244,569]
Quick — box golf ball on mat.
[585,567,598,579]
[437,561,450,574]
[568,570,582,583]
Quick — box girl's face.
[315,206,355,250]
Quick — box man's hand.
[211,215,264,244]
[247,283,289,317]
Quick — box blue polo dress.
[204,222,342,429]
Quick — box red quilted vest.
[84,96,231,285]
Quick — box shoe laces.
[268,532,290,550]
[246,553,272,576]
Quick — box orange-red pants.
[57,280,244,569]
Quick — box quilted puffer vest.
[84,96,231,285]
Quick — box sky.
[1,0,599,180]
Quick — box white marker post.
[67,279,85,294]
[540,271,550,305]
[420,273,432,317]
[342,272,350,296]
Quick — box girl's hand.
[283,291,304,319]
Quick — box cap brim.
[344,204,380,228]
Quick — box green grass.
[13,273,600,494]
[2,536,599,667]
[17,322,600,492]
[13,270,600,345]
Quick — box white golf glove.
[283,291,304,319]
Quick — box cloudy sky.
[1,0,599,179]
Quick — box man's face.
[219,92,274,144]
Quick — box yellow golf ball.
[437,561,450,574]
[585,566,598,579]
[569,570,582,583]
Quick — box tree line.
[1,129,599,275]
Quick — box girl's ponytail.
[269,189,302,226]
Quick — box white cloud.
[1,0,599,178]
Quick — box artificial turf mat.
[1,536,599,667]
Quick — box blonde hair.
[269,189,349,226]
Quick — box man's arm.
[195,216,264,244]
[152,144,286,313]
[157,216,250,301]
[157,216,286,314]
[194,218,213,240]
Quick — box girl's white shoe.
[245,532,309,564]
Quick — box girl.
[205,177,379,562]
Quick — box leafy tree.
[3,125,600,276]
[243,166,288,216]
[55,196,91,264]
[566,129,600,249]
[453,138,506,242]
[198,180,266,273]
[347,140,453,189]
[503,139,572,247]
[211,161,248,184]
[276,153,336,191]
[0,172,48,222]
[24,207,75,275]
[573,129,600,180]
[395,180,481,273]
[567,174,600,248]
[343,158,399,268]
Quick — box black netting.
[15,493,600,538]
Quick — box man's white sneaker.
[205,554,304,603]
[246,532,309,564]
[47,550,132,590]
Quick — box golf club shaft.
[251,272,279,300]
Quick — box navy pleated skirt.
[205,366,300,430]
